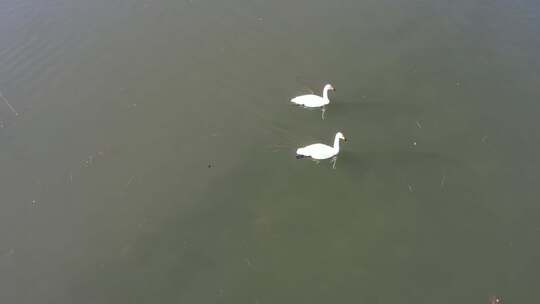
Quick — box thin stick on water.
[440,168,447,188]
[415,121,422,129]
[125,176,135,187]
[0,90,19,116]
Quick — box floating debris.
[0,90,18,116]
[440,174,446,188]
[125,176,136,187]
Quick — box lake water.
[1,0,540,303]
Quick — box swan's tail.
[290,97,302,105]
[296,148,308,159]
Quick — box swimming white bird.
[290,84,335,119]
[296,132,347,168]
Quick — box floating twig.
[0,90,19,116]
[125,176,135,187]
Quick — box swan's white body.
[296,132,347,168]
[291,84,335,119]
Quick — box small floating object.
[296,132,347,168]
[489,296,503,304]
[291,83,335,119]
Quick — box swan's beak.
[344,138,348,142]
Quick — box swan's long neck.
[323,86,330,100]
[333,135,341,152]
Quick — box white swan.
[296,132,347,168]
[291,84,335,119]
